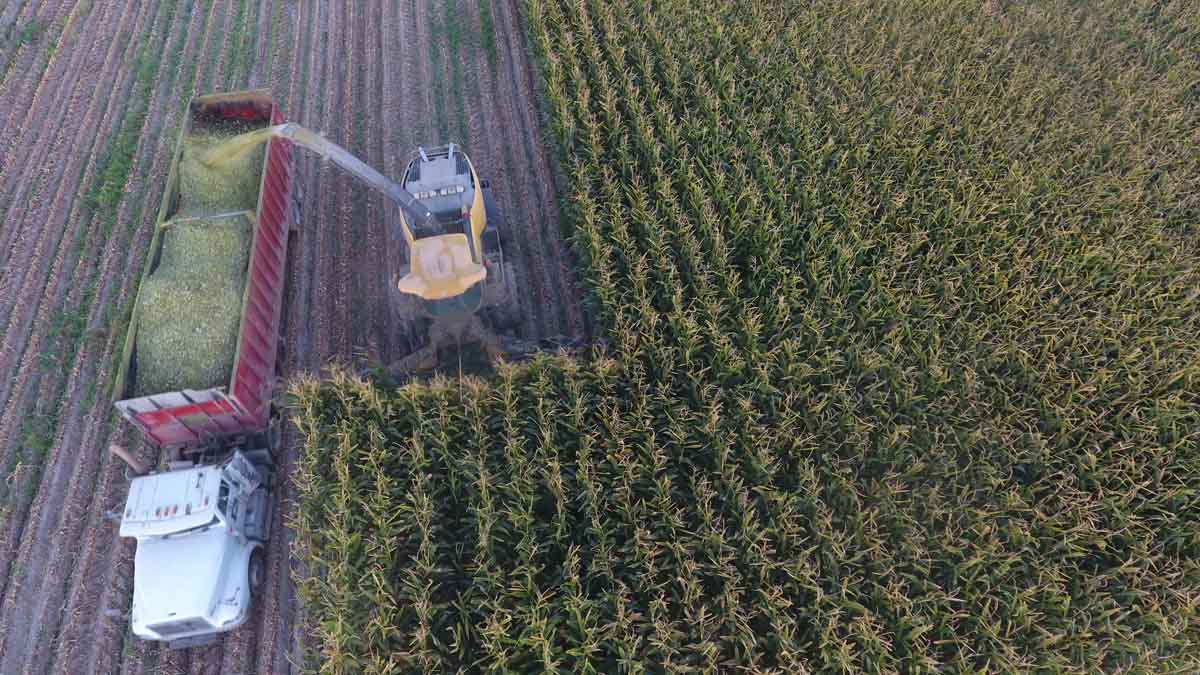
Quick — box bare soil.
[0,0,586,672]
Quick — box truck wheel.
[249,549,266,593]
[268,411,282,458]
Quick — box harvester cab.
[390,144,520,365]
[393,144,488,303]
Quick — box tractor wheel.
[482,185,508,247]
[486,262,522,332]
[267,406,282,460]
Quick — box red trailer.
[113,91,297,456]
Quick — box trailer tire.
[249,549,266,593]
[267,405,282,460]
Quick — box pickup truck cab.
[119,451,271,649]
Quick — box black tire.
[290,183,303,234]
[267,405,282,460]
[249,549,266,593]
[275,335,287,375]
[483,192,503,220]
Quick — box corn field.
[289,0,1200,672]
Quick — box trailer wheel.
[267,405,282,460]
[249,549,266,593]
[290,182,304,234]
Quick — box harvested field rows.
[0,0,580,672]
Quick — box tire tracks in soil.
[0,0,116,344]
[0,0,160,668]
[498,0,585,338]
[281,0,314,378]
[412,0,436,147]
[362,0,388,364]
[249,0,274,87]
[228,0,260,90]
[0,0,76,167]
[475,0,554,339]
[0,0,143,615]
[206,0,237,92]
[267,0,295,103]
[330,0,353,361]
[191,0,225,100]
[306,0,333,367]
[430,0,452,143]
[54,1,227,671]
[247,0,273,88]
[0,0,77,186]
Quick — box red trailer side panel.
[230,106,293,430]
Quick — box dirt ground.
[0,0,583,672]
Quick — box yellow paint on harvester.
[398,234,486,300]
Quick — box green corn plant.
[288,0,1200,670]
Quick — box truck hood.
[132,529,227,628]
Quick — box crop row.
[290,0,1200,672]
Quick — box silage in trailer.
[134,213,253,396]
[177,120,266,217]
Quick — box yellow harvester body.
[395,145,491,306]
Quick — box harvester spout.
[267,123,438,236]
[197,122,438,239]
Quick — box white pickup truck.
[118,451,272,649]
